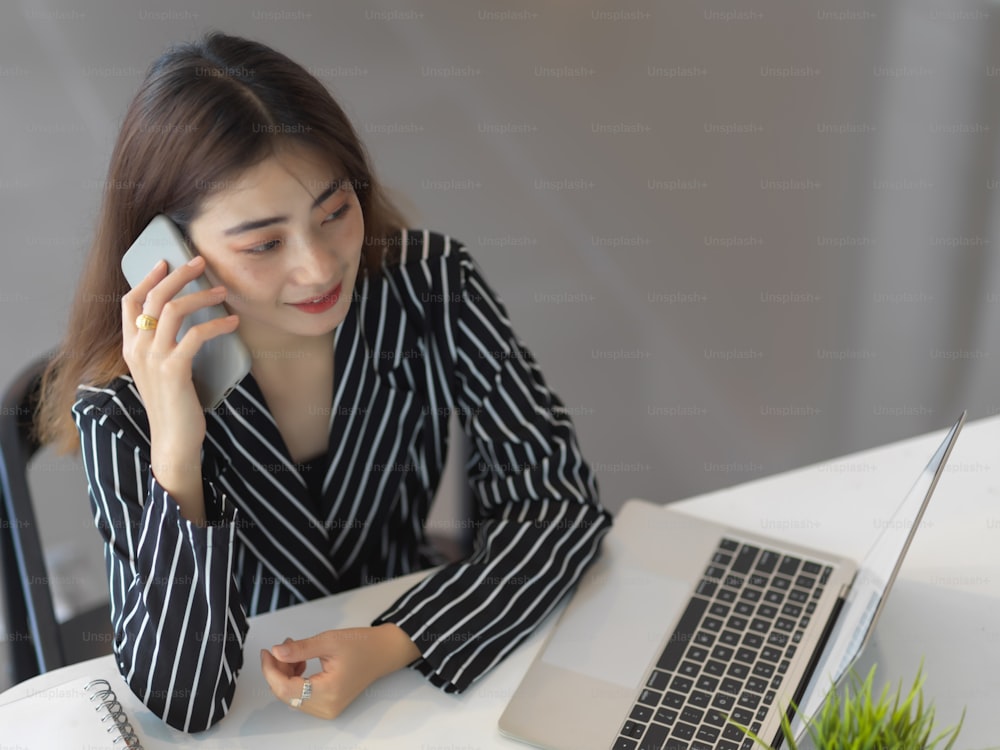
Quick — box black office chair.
[0,352,113,683]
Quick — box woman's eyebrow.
[222,176,347,236]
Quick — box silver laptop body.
[499,414,964,750]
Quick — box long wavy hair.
[37,31,411,454]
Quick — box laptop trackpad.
[540,565,691,690]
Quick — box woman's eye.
[323,204,350,223]
[246,239,281,255]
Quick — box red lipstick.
[289,283,341,314]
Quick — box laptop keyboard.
[612,538,833,750]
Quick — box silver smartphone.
[121,215,251,410]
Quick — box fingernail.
[273,645,289,657]
[187,255,203,266]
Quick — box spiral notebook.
[0,676,145,748]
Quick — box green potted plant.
[737,663,965,750]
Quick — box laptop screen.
[792,413,964,730]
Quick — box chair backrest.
[0,352,112,682]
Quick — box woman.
[36,31,611,733]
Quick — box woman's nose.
[290,232,337,282]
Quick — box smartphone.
[121,215,251,410]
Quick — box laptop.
[499,413,965,750]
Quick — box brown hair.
[37,31,411,454]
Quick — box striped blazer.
[72,228,612,732]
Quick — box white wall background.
[3,0,1000,689]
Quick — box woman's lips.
[289,283,341,313]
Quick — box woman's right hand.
[120,255,239,524]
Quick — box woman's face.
[187,143,364,354]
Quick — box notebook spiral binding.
[84,679,144,749]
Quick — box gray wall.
[3,0,1000,688]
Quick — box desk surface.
[3,415,998,748]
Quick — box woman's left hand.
[261,624,421,719]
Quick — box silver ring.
[290,678,312,708]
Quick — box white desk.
[2,415,998,748]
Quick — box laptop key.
[756,549,780,573]
[697,675,719,692]
[613,738,638,750]
[735,601,755,616]
[710,602,730,617]
[705,659,726,676]
[737,692,761,710]
[670,722,696,741]
[712,645,734,661]
[740,588,762,602]
[728,662,750,679]
[803,561,821,575]
[696,579,717,597]
[679,660,699,677]
[688,646,709,662]
[647,670,670,690]
[712,692,736,710]
[703,617,724,632]
[723,724,746,741]
[662,691,685,708]
[767,632,789,647]
[622,720,645,738]
[696,725,721,743]
[655,597,708,671]
[732,707,754,724]
[743,633,764,648]
[757,604,778,619]
[721,677,743,694]
[639,722,670,750]
[764,590,784,604]
[689,690,711,708]
[705,565,727,579]
[761,646,782,662]
[681,706,704,725]
[732,544,760,573]
[630,704,653,722]
[638,689,661,706]
[795,574,816,589]
[718,742,740,750]
[705,708,726,726]
[778,555,801,576]
[718,588,737,603]
[720,629,740,646]
[654,707,677,725]
[720,538,739,551]
[750,618,770,633]
[670,675,694,693]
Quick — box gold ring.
[135,313,159,331]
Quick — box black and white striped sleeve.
[71,392,248,732]
[373,243,613,692]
